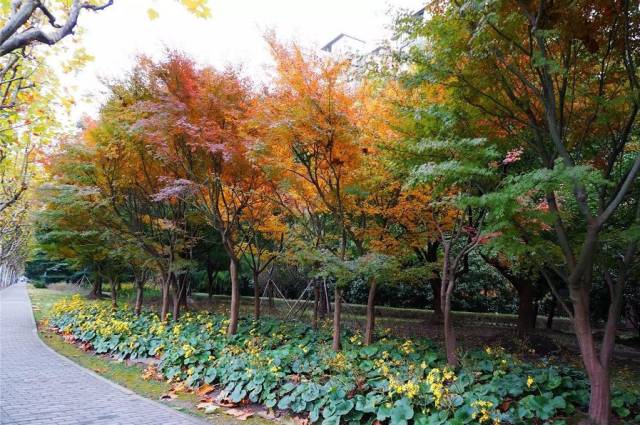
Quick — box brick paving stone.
[0,284,208,425]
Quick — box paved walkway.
[0,284,207,425]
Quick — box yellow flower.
[471,400,494,423]
[527,376,535,388]
[420,361,427,370]
[182,343,195,358]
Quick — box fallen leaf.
[224,407,254,420]
[142,365,163,381]
[196,383,215,396]
[171,381,189,394]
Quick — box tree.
[260,37,368,350]
[35,140,128,301]
[0,0,211,56]
[400,1,640,422]
[238,195,285,320]
[131,52,263,335]
[85,85,197,321]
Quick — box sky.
[59,0,424,123]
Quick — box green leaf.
[389,397,414,425]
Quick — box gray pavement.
[0,283,207,425]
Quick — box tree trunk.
[227,257,240,336]
[430,279,443,323]
[517,281,536,337]
[179,274,188,311]
[364,277,377,345]
[207,263,215,299]
[332,287,342,351]
[581,366,611,425]
[110,279,118,308]
[134,279,144,316]
[88,276,102,299]
[319,280,328,319]
[313,280,319,330]
[571,286,611,425]
[160,275,171,322]
[546,298,557,329]
[171,274,181,321]
[441,274,458,367]
[253,270,261,320]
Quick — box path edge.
[23,284,207,425]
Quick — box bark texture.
[364,278,377,345]
[228,257,240,336]
[332,287,342,351]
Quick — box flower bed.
[48,295,639,424]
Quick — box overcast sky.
[59,0,423,122]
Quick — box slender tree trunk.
[110,279,118,308]
[585,368,611,425]
[313,280,319,330]
[441,272,458,367]
[88,276,102,299]
[171,274,182,321]
[364,277,377,345]
[207,262,215,299]
[319,280,327,319]
[253,270,261,320]
[332,287,342,351]
[160,274,171,322]
[572,287,610,425]
[267,281,275,310]
[546,298,557,329]
[227,257,240,336]
[517,281,536,337]
[134,279,144,316]
[179,274,188,311]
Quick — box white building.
[321,7,427,60]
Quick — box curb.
[22,283,208,425]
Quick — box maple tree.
[259,37,370,350]
[128,52,268,335]
[85,76,199,321]
[398,1,640,422]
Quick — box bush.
[32,280,47,289]
[48,295,640,424]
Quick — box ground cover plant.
[48,295,640,424]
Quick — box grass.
[27,284,274,424]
